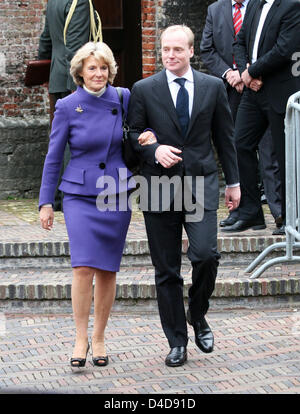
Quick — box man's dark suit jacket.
[127,68,239,212]
[233,0,300,114]
[200,0,237,78]
[38,0,91,93]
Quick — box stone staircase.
[0,216,300,311]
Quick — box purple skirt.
[63,193,131,272]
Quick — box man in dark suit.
[200,0,282,230]
[128,25,240,367]
[222,0,300,235]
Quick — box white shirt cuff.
[222,68,232,79]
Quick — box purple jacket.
[39,85,134,208]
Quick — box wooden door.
[92,0,142,88]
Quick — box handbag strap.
[116,87,127,127]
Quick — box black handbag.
[116,87,140,174]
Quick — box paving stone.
[1,309,299,394]
[0,201,300,394]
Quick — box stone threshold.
[0,235,288,257]
[0,276,299,301]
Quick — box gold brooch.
[75,105,83,113]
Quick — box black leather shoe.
[261,194,267,204]
[219,214,238,227]
[272,225,285,236]
[187,310,214,353]
[165,346,187,367]
[221,219,266,233]
[275,215,283,228]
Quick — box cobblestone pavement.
[0,308,300,394]
[0,198,285,240]
[1,200,300,396]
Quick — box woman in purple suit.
[39,42,154,368]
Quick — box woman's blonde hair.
[70,42,118,86]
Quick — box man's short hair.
[161,25,195,48]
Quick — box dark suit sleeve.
[64,0,91,91]
[127,83,160,165]
[248,3,300,78]
[211,81,239,185]
[38,11,52,60]
[200,6,231,78]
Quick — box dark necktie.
[248,0,267,62]
[174,78,189,136]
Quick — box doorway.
[93,0,143,88]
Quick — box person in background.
[223,0,300,235]
[200,0,282,231]
[39,41,154,368]
[38,0,101,210]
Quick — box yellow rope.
[63,0,103,45]
[63,0,78,45]
[89,0,103,42]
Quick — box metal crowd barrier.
[245,91,300,278]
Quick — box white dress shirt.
[252,0,275,63]
[165,68,239,188]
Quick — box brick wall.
[0,0,49,118]
[141,0,162,78]
[0,0,215,198]
[0,0,214,117]
[142,0,214,77]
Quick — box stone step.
[0,264,299,304]
[0,234,290,269]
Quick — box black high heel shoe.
[70,343,90,368]
[91,343,109,367]
[92,355,109,367]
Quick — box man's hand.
[225,186,241,211]
[138,130,157,145]
[249,77,263,92]
[226,69,242,88]
[235,81,244,94]
[40,206,54,231]
[241,68,253,88]
[155,145,182,168]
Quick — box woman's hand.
[138,130,157,146]
[40,206,54,231]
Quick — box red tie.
[233,3,243,38]
[233,2,243,66]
